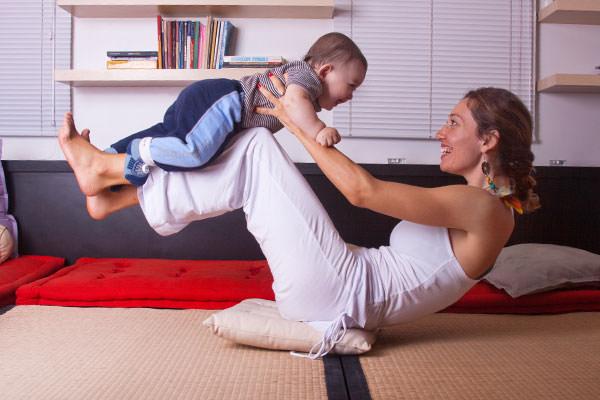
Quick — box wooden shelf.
[537,73,600,92]
[57,0,334,19]
[538,0,600,24]
[55,68,266,86]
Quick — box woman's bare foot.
[58,112,126,196]
[86,186,139,220]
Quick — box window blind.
[334,0,534,139]
[0,0,71,137]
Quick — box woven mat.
[0,306,327,400]
[360,312,600,400]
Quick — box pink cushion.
[0,255,65,306]
[16,258,275,309]
[444,281,600,314]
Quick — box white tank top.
[366,220,479,327]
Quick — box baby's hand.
[315,127,341,147]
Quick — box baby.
[105,32,367,186]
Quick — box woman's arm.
[280,85,341,147]
[283,85,326,138]
[256,78,497,232]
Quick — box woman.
[57,79,538,358]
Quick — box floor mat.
[0,306,328,400]
[358,312,600,400]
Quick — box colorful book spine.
[218,21,234,69]
[107,59,157,69]
[106,50,158,70]
[193,21,200,69]
[155,16,235,69]
[107,51,158,58]
[223,56,284,63]
[156,16,163,69]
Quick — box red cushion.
[16,258,275,309]
[444,281,600,314]
[14,258,599,313]
[0,255,65,306]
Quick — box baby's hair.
[304,32,367,70]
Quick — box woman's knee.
[249,127,275,144]
[245,128,286,159]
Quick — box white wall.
[2,16,599,166]
[534,23,600,167]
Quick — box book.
[222,55,285,69]
[202,16,212,69]
[222,63,283,68]
[199,23,206,68]
[157,16,163,69]
[217,21,234,69]
[106,59,157,69]
[223,56,284,64]
[193,21,200,69]
[154,16,233,70]
[107,51,158,58]
[107,57,158,61]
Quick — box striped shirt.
[238,60,322,132]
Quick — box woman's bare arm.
[281,85,341,146]
[256,77,498,232]
[283,85,326,138]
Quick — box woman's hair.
[463,87,540,213]
[303,32,368,70]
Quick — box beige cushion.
[203,298,376,354]
[486,243,600,298]
[0,225,14,264]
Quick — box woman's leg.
[139,128,368,323]
[58,112,129,196]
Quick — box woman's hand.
[255,74,306,139]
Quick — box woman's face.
[435,99,484,179]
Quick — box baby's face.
[317,59,366,111]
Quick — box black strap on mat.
[324,355,371,400]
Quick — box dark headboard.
[5,161,599,264]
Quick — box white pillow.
[485,243,600,298]
[0,225,14,264]
[203,298,376,355]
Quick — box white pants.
[139,128,374,329]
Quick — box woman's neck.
[466,172,511,193]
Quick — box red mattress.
[16,257,275,309]
[14,257,600,313]
[0,255,65,306]
[445,281,600,314]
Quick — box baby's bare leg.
[58,112,129,196]
[86,186,139,220]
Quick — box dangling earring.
[481,157,523,214]
[481,159,498,194]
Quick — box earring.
[481,159,498,193]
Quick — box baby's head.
[304,32,367,111]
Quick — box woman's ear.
[316,63,333,79]
[481,129,500,152]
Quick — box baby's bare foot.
[58,113,107,196]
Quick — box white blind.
[0,0,71,137]
[334,0,534,139]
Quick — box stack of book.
[222,56,285,68]
[157,16,234,69]
[106,51,158,69]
